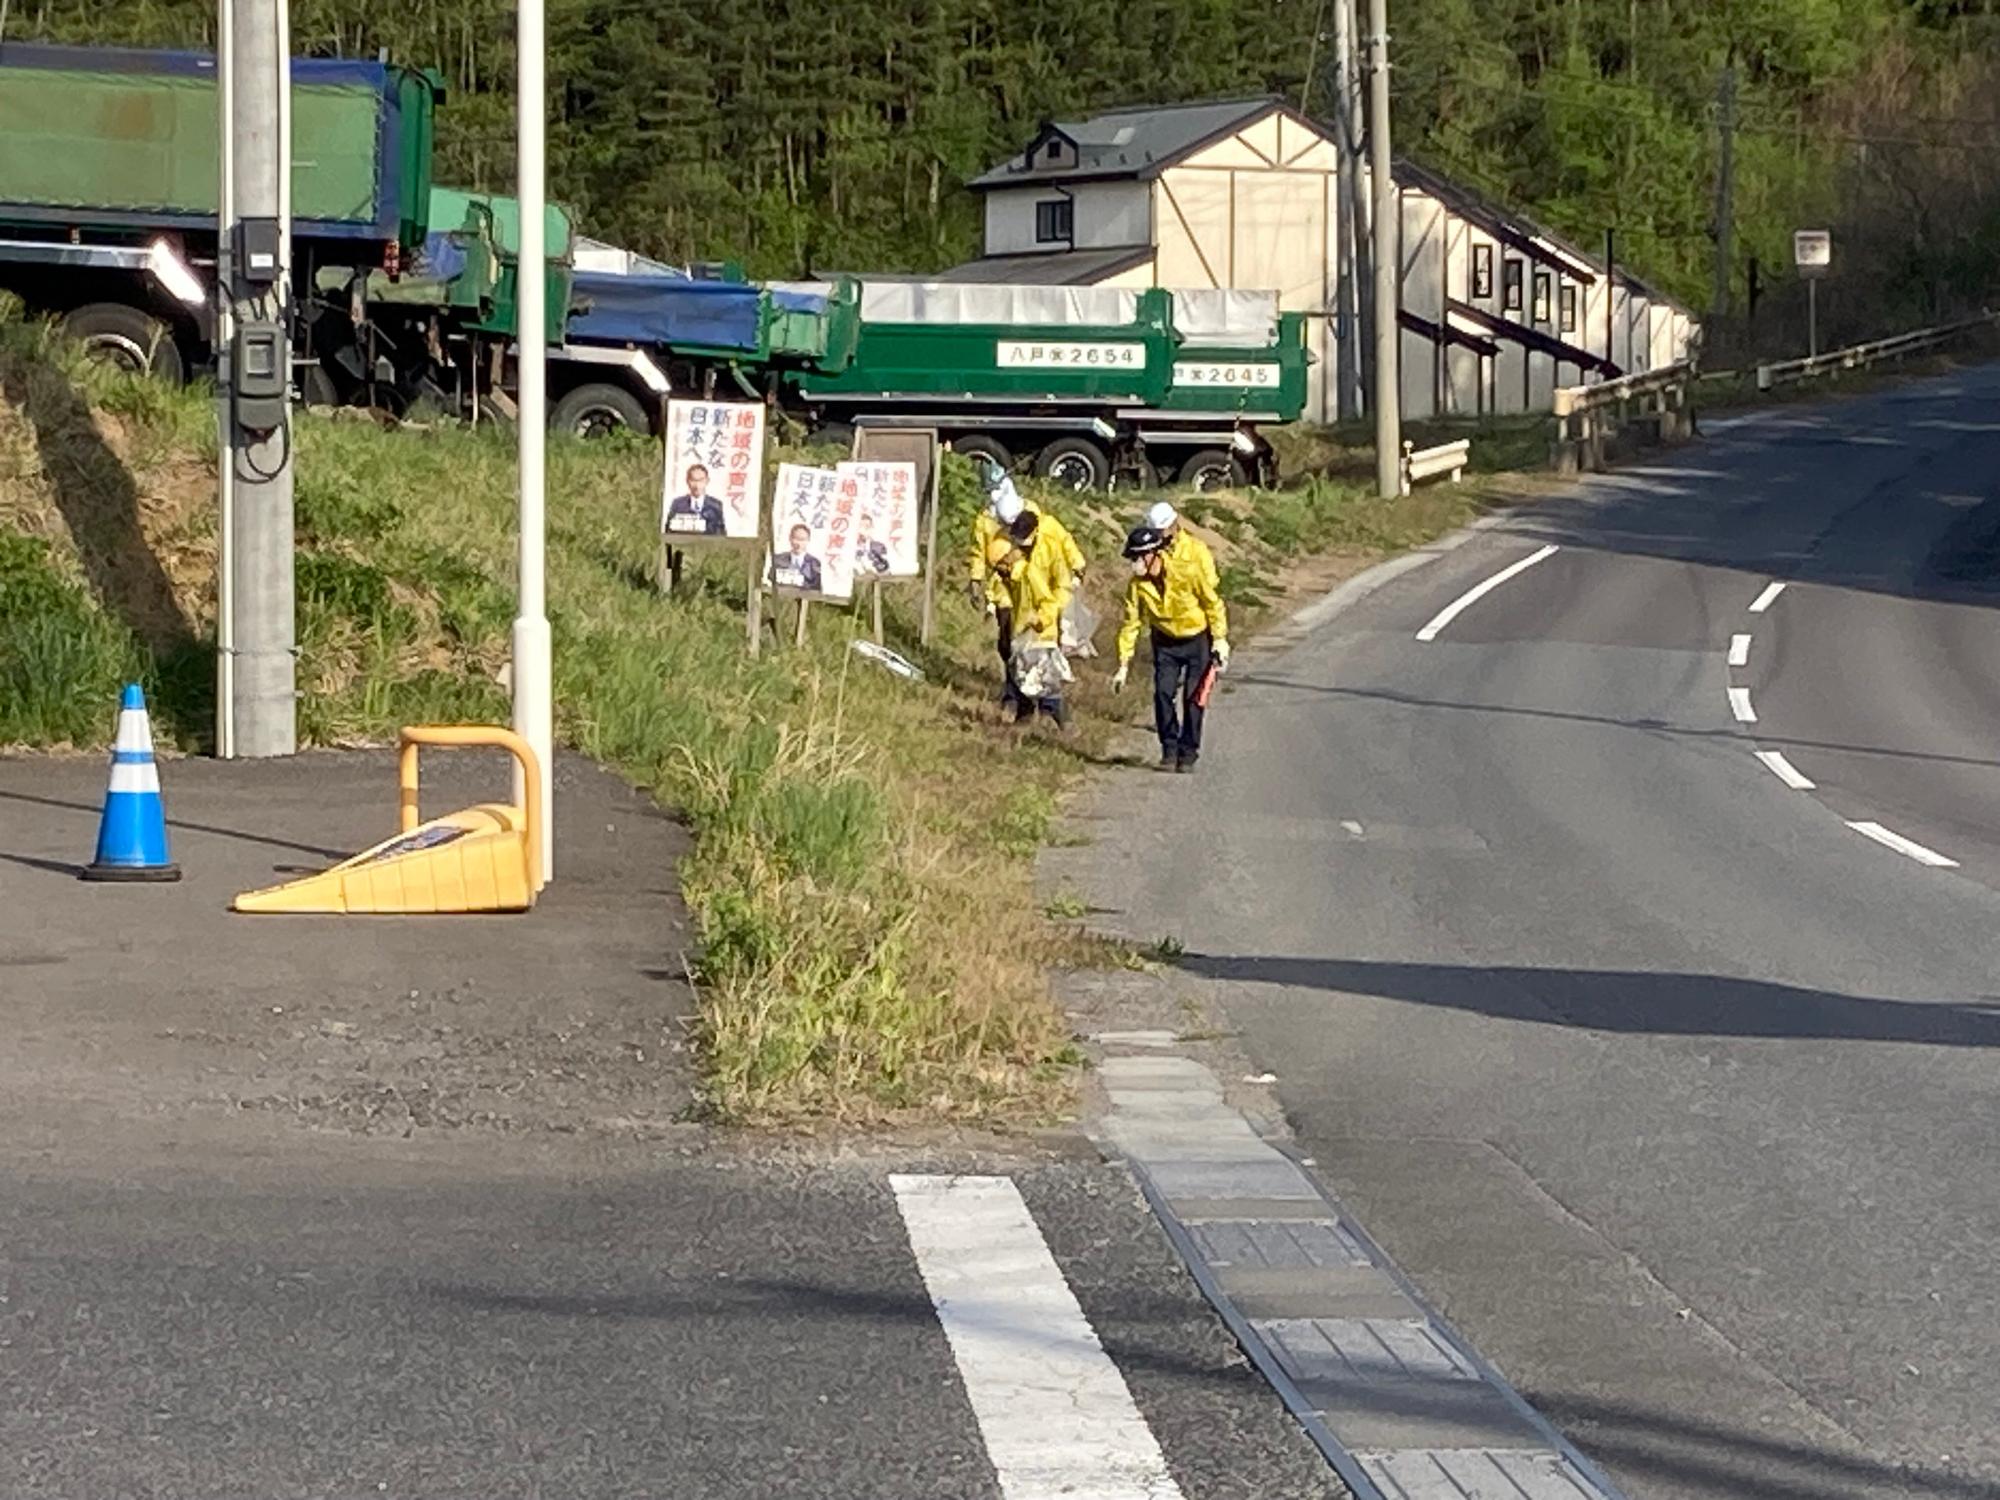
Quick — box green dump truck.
[0,41,440,386]
[788,284,1308,490]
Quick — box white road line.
[1728,687,1758,723]
[1847,821,1960,869]
[1414,544,1560,642]
[1749,581,1787,613]
[1754,750,1816,789]
[1728,633,1752,668]
[891,1175,1185,1500]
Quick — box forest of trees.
[13,0,2000,348]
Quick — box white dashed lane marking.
[1847,821,1961,869]
[1749,582,1787,613]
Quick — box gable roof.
[968,97,1290,190]
[936,247,1154,285]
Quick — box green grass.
[2,302,1498,1123]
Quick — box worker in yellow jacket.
[967,463,1084,701]
[987,509,1075,728]
[1112,503,1229,772]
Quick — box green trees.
[14,0,2000,338]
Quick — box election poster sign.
[834,461,921,580]
[768,462,858,601]
[662,400,765,541]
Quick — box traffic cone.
[82,683,181,883]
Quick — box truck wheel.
[551,382,650,438]
[1177,448,1247,492]
[1035,436,1110,492]
[62,302,184,383]
[952,435,1012,474]
[296,364,341,409]
[806,421,856,450]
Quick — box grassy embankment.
[1,305,1510,1121]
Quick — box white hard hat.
[993,485,1025,526]
[1147,501,1179,531]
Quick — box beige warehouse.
[948,97,1697,425]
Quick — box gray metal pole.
[1808,279,1818,359]
[1366,0,1401,498]
[1331,0,1361,422]
[224,0,295,757]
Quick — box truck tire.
[806,421,857,450]
[952,435,1012,474]
[62,302,184,383]
[551,382,650,438]
[1034,436,1110,492]
[1177,448,1247,492]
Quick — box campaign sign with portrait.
[662,400,765,541]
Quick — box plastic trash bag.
[1013,642,1075,700]
[1060,596,1100,658]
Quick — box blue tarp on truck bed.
[567,271,765,353]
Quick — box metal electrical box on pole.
[1366,0,1401,499]
[220,0,296,758]
[513,0,555,882]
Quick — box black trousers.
[994,605,1017,701]
[1152,629,1212,760]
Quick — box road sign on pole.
[1794,230,1830,358]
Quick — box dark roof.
[1446,298,1621,375]
[1393,158,1600,285]
[934,247,1154,286]
[968,97,1284,190]
[1400,308,1499,359]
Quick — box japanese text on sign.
[996,341,1146,370]
[663,400,766,541]
[1171,362,1281,389]
[768,462,854,600]
[835,461,921,579]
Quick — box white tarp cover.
[572,237,683,278]
[1170,288,1280,346]
[859,282,1141,327]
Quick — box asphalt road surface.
[1101,367,2000,1499]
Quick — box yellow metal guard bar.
[398,725,545,892]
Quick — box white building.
[951,97,1697,424]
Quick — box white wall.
[1074,180,1151,250]
[984,188,1049,256]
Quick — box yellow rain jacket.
[1117,529,1228,664]
[969,500,1084,607]
[1002,531,1075,647]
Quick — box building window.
[1560,284,1578,333]
[1035,198,1073,244]
[1472,244,1493,300]
[1502,257,1524,312]
[1533,271,1552,324]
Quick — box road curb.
[1089,1045,1629,1500]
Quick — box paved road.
[0,749,1343,1498]
[1090,367,2000,1499]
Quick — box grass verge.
[2,304,1513,1123]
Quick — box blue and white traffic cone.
[82,683,181,883]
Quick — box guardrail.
[1400,437,1469,494]
[1551,362,1696,475]
[1755,311,1997,391]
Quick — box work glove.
[1111,663,1129,694]
[1213,639,1231,669]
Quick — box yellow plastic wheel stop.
[233,725,545,915]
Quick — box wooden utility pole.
[1331,0,1363,421]
[1711,60,1737,322]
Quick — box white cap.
[1147,501,1179,531]
[992,482,1025,526]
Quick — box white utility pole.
[1331,0,1362,421]
[222,0,296,756]
[1366,0,1401,498]
[514,0,554,880]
